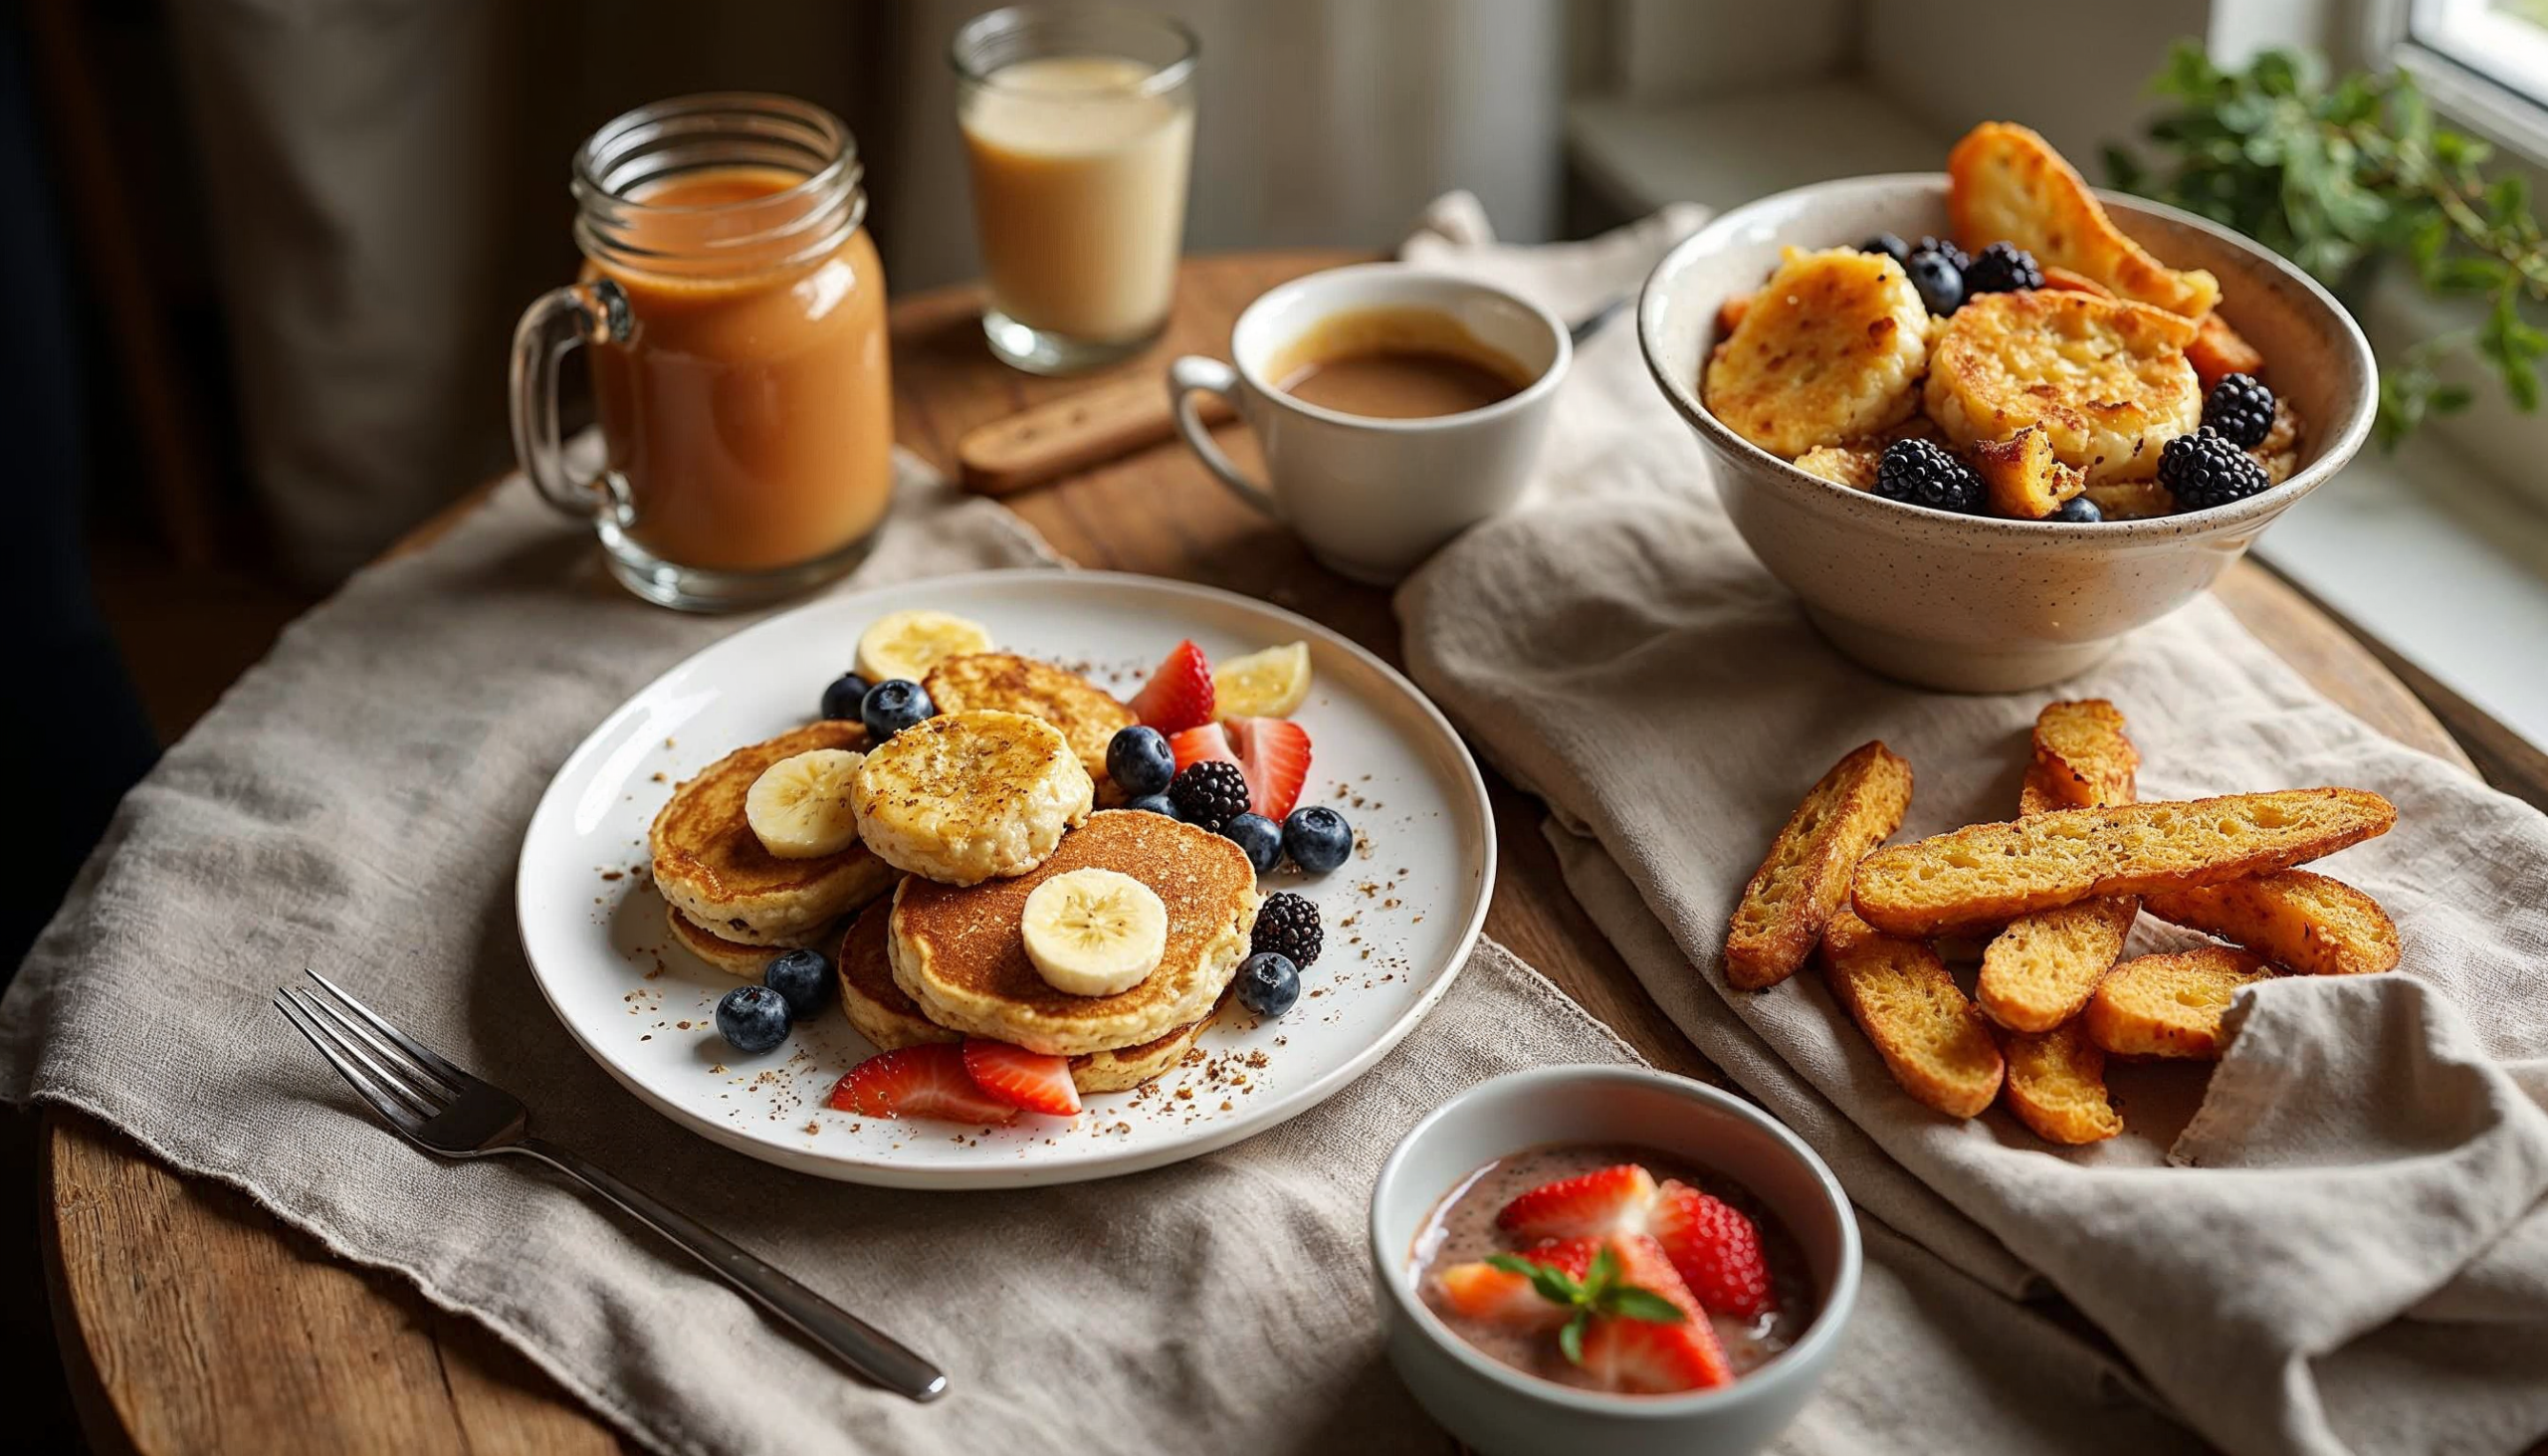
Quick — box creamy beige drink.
[961,55,1193,344]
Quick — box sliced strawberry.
[1127,640,1215,733]
[1432,1237,1600,1329]
[960,1039,1082,1117]
[1577,1234,1733,1394]
[1496,1163,1659,1243]
[1648,1179,1775,1320]
[1578,1306,1735,1394]
[830,1043,1019,1124]
[1225,717,1311,821]
[1168,722,1239,774]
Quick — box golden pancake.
[649,722,899,945]
[850,710,1095,886]
[889,810,1259,1056]
[923,652,1136,789]
[664,904,844,977]
[835,896,1216,1092]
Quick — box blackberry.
[1873,439,1987,514]
[2201,372,2276,449]
[2157,427,2271,512]
[1963,241,2043,296]
[1250,892,1323,967]
[1168,760,1249,829]
[1915,235,1971,272]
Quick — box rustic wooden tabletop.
[39,251,2485,1455]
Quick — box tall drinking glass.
[951,7,1199,374]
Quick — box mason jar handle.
[1168,355,1282,520]
[509,279,636,525]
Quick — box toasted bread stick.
[1819,910,2004,1118]
[2000,1020,2123,1144]
[1850,788,2396,936]
[1981,701,2140,1031]
[2084,946,2275,1059]
[1979,898,2139,1033]
[1724,741,1914,990]
[2142,869,2400,977]
[2029,699,2137,810]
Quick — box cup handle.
[1168,355,1281,520]
[509,279,637,526]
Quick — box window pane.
[2413,0,2548,104]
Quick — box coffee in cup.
[1266,307,1538,421]
[1168,265,1569,583]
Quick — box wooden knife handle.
[956,373,1236,497]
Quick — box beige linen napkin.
[1395,198,2548,1456]
[0,461,1610,1455]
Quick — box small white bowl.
[1637,175,2378,692]
[1369,1066,1861,1456]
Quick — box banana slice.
[1020,868,1168,996]
[1211,641,1313,719]
[743,748,865,859]
[856,609,993,685]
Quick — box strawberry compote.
[1410,1144,1815,1392]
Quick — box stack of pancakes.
[841,810,1260,1091]
[654,722,898,971]
[651,652,1260,1094]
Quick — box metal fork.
[273,969,947,1402]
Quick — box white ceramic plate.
[516,570,1496,1188]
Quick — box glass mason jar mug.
[510,94,893,611]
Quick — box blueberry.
[1281,805,1353,875]
[1234,951,1301,1018]
[819,672,872,722]
[714,984,791,1054]
[763,946,833,1018]
[2051,495,2104,524]
[1105,726,1175,796]
[1220,812,1282,873]
[860,679,933,742]
[1859,232,1912,266]
[1126,792,1180,819]
[1905,248,1964,315]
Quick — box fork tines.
[273,970,469,1133]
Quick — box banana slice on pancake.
[1022,868,1168,996]
[744,748,865,859]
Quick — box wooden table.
[41,252,2483,1455]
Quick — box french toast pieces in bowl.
[1719,701,2402,1145]
[1638,121,2377,690]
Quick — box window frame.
[2371,0,2548,165]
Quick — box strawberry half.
[1168,722,1239,774]
[1496,1163,1659,1243]
[1576,1235,1733,1394]
[1433,1237,1600,1329]
[960,1039,1082,1117]
[1127,640,1215,734]
[1225,717,1311,821]
[830,1043,1019,1124]
[1648,1180,1775,1319]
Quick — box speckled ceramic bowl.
[1638,175,2376,692]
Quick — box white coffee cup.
[1168,264,1569,583]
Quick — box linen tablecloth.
[0,465,1634,1454]
[1394,194,2548,1456]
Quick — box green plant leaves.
[2108,40,2548,447]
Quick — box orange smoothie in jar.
[585,165,892,573]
